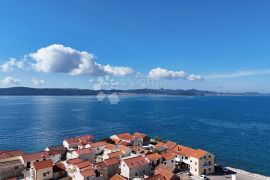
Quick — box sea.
[0,95,269,176]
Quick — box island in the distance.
[0,87,266,96]
[0,132,267,180]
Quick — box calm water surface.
[0,96,269,176]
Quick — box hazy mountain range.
[0,87,266,96]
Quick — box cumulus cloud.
[1,76,21,85]
[148,67,202,81]
[0,58,28,72]
[32,78,45,86]
[30,44,134,76]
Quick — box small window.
[195,162,197,165]
[204,156,206,159]
[135,173,138,176]
[195,168,197,172]
[209,168,211,171]
[171,160,173,163]
[163,162,166,164]
[209,155,211,158]
[190,160,192,163]
[43,173,46,177]
[143,170,145,173]
[14,166,18,170]
[209,161,211,164]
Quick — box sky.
[0,0,270,92]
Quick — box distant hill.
[0,87,265,96]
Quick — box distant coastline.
[0,87,268,96]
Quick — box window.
[14,166,18,170]
[135,173,138,176]
[209,161,211,164]
[190,160,192,163]
[195,162,197,165]
[209,168,211,171]
[209,155,211,158]
[163,162,166,164]
[143,170,145,173]
[204,156,206,159]
[43,173,46,177]
[195,168,197,172]
[171,160,173,163]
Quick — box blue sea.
[0,96,269,176]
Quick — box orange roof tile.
[97,157,120,168]
[146,153,162,161]
[74,161,92,169]
[22,151,49,162]
[133,132,147,139]
[33,159,53,170]
[77,135,95,142]
[66,158,84,165]
[89,141,107,148]
[75,148,96,155]
[161,153,175,160]
[108,151,123,158]
[171,145,208,159]
[116,133,136,141]
[123,155,149,168]
[80,169,95,177]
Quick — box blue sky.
[0,0,270,92]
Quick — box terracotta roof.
[97,157,120,168]
[65,137,80,145]
[171,145,208,159]
[117,140,130,146]
[105,144,116,150]
[132,146,148,154]
[80,169,96,177]
[89,141,107,148]
[33,159,53,170]
[118,145,130,152]
[116,133,136,141]
[155,142,168,148]
[47,145,67,152]
[161,153,175,160]
[110,174,126,180]
[75,148,95,155]
[146,153,162,161]
[122,155,149,168]
[74,161,92,169]
[108,151,123,158]
[155,164,174,173]
[77,135,95,142]
[0,150,26,159]
[22,151,49,162]
[53,162,66,171]
[133,132,147,139]
[165,141,177,150]
[66,158,84,165]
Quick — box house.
[154,164,179,180]
[120,155,150,179]
[53,162,67,179]
[170,145,215,176]
[74,169,104,180]
[145,153,163,172]
[69,148,96,162]
[63,135,95,150]
[110,133,143,146]
[45,145,67,160]
[87,141,107,155]
[131,146,149,155]
[110,174,126,180]
[103,145,131,160]
[21,151,50,169]
[64,158,84,177]
[30,159,53,180]
[153,142,169,153]
[0,150,26,179]
[96,157,120,180]
[133,132,151,145]
[161,153,176,168]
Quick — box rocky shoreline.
[227,167,270,180]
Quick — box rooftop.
[80,169,96,177]
[122,155,149,168]
[110,174,126,180]
[33,159,53,170]
[22,151,49,162]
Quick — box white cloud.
[1,76,21,85]
[31,78,45,86]
[30,44,134,76]
[186,74,203,81]
[0,58,28,72]
[205,69,270,79]
[148,67,202,81]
